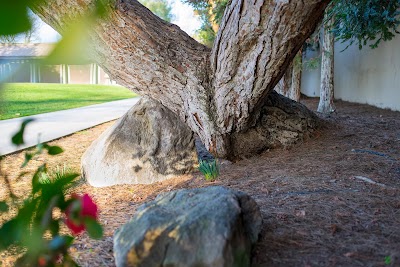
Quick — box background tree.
[274,51,303,102]
[0,35,17,44]
[289,52,303,101]
[318,14,335,113]
[328,0,400,50]
[183,0,228,46]
[139,0,173,22]
[275,62,293,98]
[23,10,41,43]
[316,0,400,113]
[0,10,41,43]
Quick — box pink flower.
[65,194,98,235]
[37,256,47,267]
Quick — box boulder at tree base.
[81,97,198,187]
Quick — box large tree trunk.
[31,0,330,160]
[318,16,336,113]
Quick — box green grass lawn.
[0,83,137,120]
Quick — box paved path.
[0,98,140,156]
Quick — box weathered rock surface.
[231,91,320,158]
[81,97,198,187]
[113,186,262,267]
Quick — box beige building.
[0,43,115,85]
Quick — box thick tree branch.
[211,0,330,135]
[31,0,222,154]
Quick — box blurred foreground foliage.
[139,0,174,22]
[0,120,102,267]
[183,0,228,47]
[0,2,106,266]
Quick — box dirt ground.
[1,97,399,267]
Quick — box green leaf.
[11,118,35,146]
[0,219,22,250]
[0,2,31,35]
[94,0,110,18]
[63,235,75,248]
[51,172,80,196]
[198,159,219,181]
[328,0,400,50]
[22,227,45,255]
[43,0,111,65]
[0,201,8,212]
[32,164,47,193]
[84,217,103,239]
[39,195,60,229]
[49,220,60,237]
[61,173,80,184]
[43,17,93,65]
[21,152,33,168]
[46,145,64,155]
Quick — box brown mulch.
[1,98,400,267]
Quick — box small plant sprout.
[39,164,75,185]
[198,159,220,181]
[384,256,391,265]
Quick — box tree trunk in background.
[274,50,302,102]
[289,51,302,102]
[31,0,330,160]
[208,0,220,34]
[318,17,335,113]
[275,62,293,98]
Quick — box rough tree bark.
[318,16,336,113]
[274,50,302,102]
[274,62,292,98]
[31,0,330,160]
[289,51,302,102]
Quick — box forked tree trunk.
[318,16,336,113]
[31,0,330,160]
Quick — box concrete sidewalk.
[0,98,140,156]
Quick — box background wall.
[301,49,321,97]
[301,35,400,111]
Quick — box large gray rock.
[231,91,320,158]
[81,97,198,187]
[113,186,262,267]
